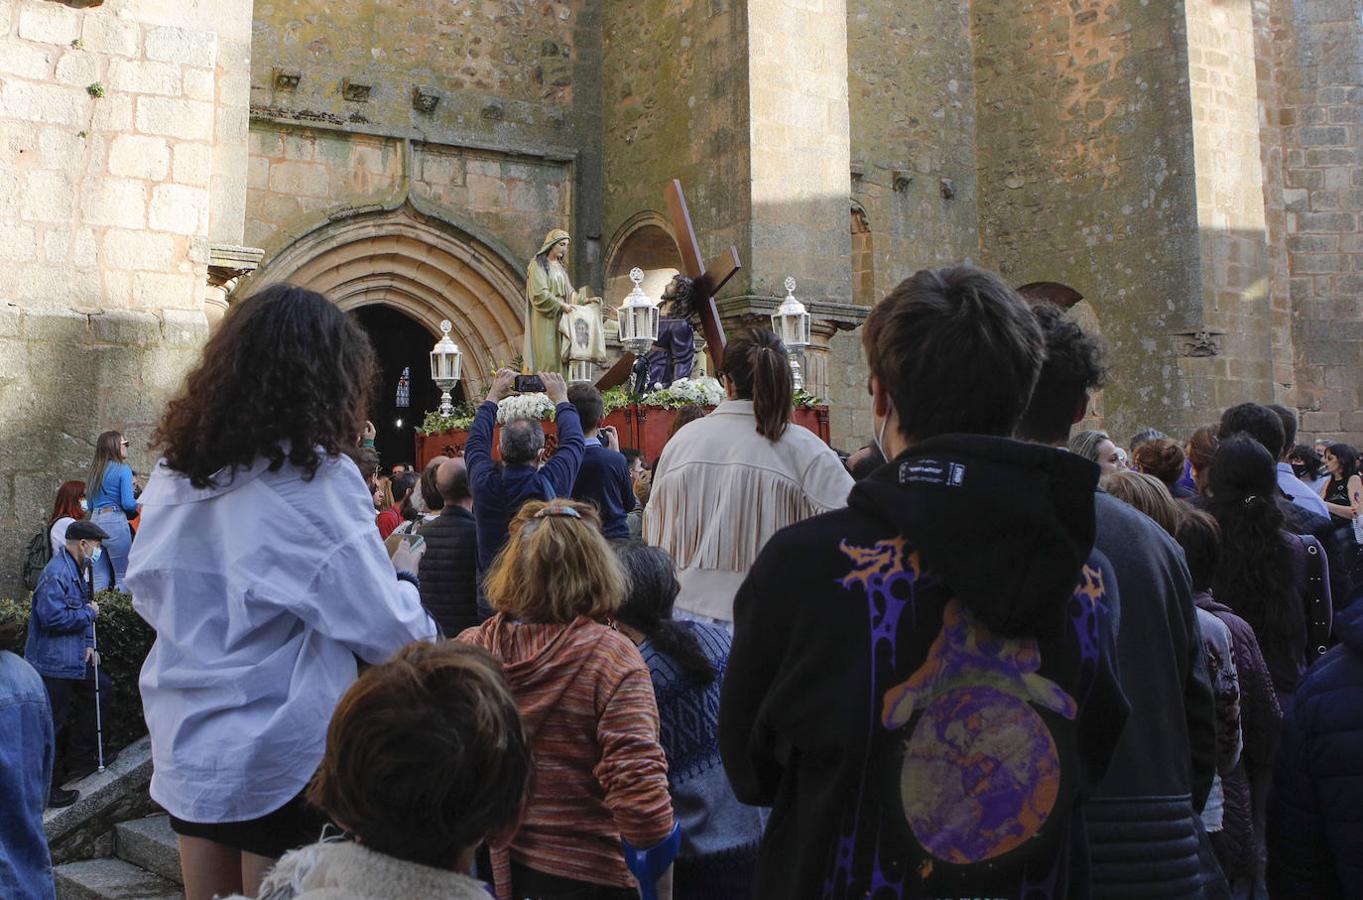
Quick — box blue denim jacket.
[0,651,56,900]
[24,549,95,680]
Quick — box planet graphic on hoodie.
[881,599,1078,864]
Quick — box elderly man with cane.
[24,519,116,808]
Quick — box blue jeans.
[89,509,131,593]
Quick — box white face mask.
[79,541,102,565]
[79,499,88,512]
[872,409,891,464]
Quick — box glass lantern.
[618,266,660,356]
[429,319,464,417]
[771,276,811,389]
[567,359,595,384]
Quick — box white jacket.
[644,400,854,621]
[127,452,436,823]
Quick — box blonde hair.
[375,475,394,509]
[1101,469,1182,537]
[484,499,626,623]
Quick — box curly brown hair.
[309,641,532,868]
[152,284,378,488]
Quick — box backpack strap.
[1296,533,1333,659]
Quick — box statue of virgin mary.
[524,229,574,374]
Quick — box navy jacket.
[0,651,55,900]
[572,441,633,539]
[465,400,584,574]
[1268,600,1363,897]
[1086,492,1219,899]
[416,507,480,638]
[24,549,95,680]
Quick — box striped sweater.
[458,614,674,896]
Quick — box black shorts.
[167,789,329,859]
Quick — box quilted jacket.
[1267,600,1363,897]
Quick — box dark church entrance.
[351,304,461,468]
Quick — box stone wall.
[748,0,851,301]
[972,0,1206,441]
[836,0,981,449]
[1182,0,1276,421]
[1260,0,1363,440]
[249,0,604,287]
[600,0,752,295]
[245,124,572,269]
[848,0,979,299]
[0,0,252,597]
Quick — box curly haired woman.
[127,285,437,900]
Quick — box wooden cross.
[665,179,741,373]
[596,179,742,389]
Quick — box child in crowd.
[240,642,530,900]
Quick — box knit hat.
[66,520,110,541]
[537,229,570,257]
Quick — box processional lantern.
[429,319,464,417]
[618,267,660,356]
[771,276,811,389]
[567,358,595,384]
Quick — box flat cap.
[66,520,110,541]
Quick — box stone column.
[747,0,853,305]
[717,296,867,404]
[205,243,264,326]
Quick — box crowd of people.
[4,270,1362,900]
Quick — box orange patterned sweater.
[458,614,674,895]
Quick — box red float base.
[416,404,831,468]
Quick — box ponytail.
[613,542,717,685]
[722,329,792,441]
[646,619,717,685]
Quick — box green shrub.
[0,589,154,753]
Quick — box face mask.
[79,499,88,512]
[872,410,891,464]
[87,545,103,565]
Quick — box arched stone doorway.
[248,204,528,403]
[352,304,460,466]
[604,213,684,305]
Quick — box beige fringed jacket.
[644,400,855,622]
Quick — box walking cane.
[85,563,107,774]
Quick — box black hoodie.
[720,435,1130,899]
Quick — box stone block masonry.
[1260,0,1363,442]
[0,1,246,315]
[0,305,209,598]
[0,0,254,598]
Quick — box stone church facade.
[1,0,1361,592]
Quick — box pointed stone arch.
[248,203,527,396]
[603,211,685,305]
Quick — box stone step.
[114,815,182,885]
[54,857,182,900]
[44,735,157,866]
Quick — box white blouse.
[127,451,436,823]
[49,516,75,558]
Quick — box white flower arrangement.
[496,393,556,424]
[642,376,725,409]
